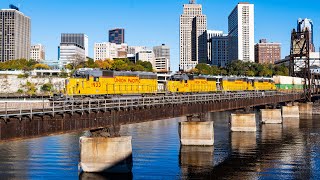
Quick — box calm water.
[0,111,319,179]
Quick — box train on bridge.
[61,69,307,98]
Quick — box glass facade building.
[109,28,125,44]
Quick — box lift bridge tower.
[289,29,312,102]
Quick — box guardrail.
[0,91,301,120]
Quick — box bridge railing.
[0,91,302,119]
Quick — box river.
[0,111,319,179]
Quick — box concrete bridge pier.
[79,128,133,173]
[282,105,300,119]
[260,109,282,124]
[179,118,214,146]
[230,113,257,132]
[299,102,313,116]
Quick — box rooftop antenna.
[189,0,196,4]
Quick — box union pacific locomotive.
[64,69,304,97]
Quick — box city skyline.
[0,0,319,71]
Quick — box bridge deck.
[0,91,304,141]
[0,92,300,120]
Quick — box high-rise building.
[228,2,254,63]
[109,28,125,44]
[211,35,229,67]
[136,50,155,66]
[297,18,315,52]
[94,42,128,61]
[179,0,207,71]
[58,44,86,67]
[154,57,170,72]
[30,44,45,61]
[154,44,170,64]
[61,33,89,57]
[153,44,170,72]
[59,33,87,66]
[207,30,223,64]
[0,5,31,62]
[255,39,281,64]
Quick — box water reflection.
[283,117,300,129]
[79,172,133,180]
[231,132,257,154]
[261,124,283,142]
[0,113,320,179]
[179,146,214,174]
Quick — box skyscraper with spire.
[179,0,207,71]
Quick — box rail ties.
[0,92,302,120]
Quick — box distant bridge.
[0,92,303,141]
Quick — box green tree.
[41,83,53,92]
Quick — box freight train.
[62,69,306,98]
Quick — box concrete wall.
[299,102,313,115]
[282,106,300,119]
[80,136,132,173]
[179,121,214,146]
[261,109,282,124]
[230,113,257,132]
[0,75,65,94]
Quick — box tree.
[41,83,53,92]
[67,54,86,70]
[85,57,98,68]
[136,60,153,72]
[195,63,211,75]
[34,64,51,70]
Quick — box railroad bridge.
[0,91,304,141]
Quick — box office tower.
[211,35,229,67]
[94,42,128,61]
[61,33,89,57]
[59,33,87,66]
[153,44,170,69]
[0,5,31,62]
[179,0,207,71]
[207,30,223,64]
[297,18,315,52]
[109,28,125,44]
[30,44,45,61]
[154,57,170,72]
[255,39,281,64]
[228,2,254,62]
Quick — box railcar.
[166,74,217,93]
[220,77,248,91]
[65,69,158,96]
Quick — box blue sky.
[0,0,319,71]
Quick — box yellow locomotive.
[166,74,217,93]
[64,69,278,97]
[66,69,158,96]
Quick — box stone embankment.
[0,75,65,94]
